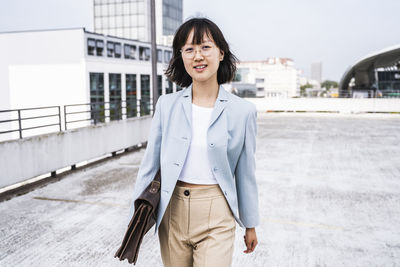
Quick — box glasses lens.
[181,45,214,58]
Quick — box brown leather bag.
[114,169,161,265]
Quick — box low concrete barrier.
[246,98,400,113]
[0,116,152,188]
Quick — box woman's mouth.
[194,65,207,72]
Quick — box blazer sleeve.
[234,105,260,228]
[127,95,163,221]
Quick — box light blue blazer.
[128,84,259,235]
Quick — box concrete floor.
[1,113,400,267]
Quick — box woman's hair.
[165,17,238,88]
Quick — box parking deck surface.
[1,113,399,267]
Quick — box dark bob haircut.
[165,18,238,88]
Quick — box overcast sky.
[1,0,399,81]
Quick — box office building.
[0,28,174,140]
[93,0,183,45]
[311,62,322,83]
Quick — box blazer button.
[184,190,190,196]
[213,167,218,172]
[209,143,214,147]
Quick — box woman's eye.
[184,48,193,52]
[203,45,211,49]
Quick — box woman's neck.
[191,80,219,107]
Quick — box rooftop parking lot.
[1,113,399,267]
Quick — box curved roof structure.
[339,44,400,92]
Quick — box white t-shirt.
[177,103,218,184]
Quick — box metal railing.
[0,98,153,140]
[338,88,400,98]
[0,106,61,139]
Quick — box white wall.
[0,115,152,188]
[0,29,86,140]
[0,28,172,141]
[238,59,299,98]
[246,98,400,113]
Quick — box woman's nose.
[193,50,204,61]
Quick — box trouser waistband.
[173,183,223,199]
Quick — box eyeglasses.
[180,44,215,59]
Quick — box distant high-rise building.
[93,0,182,45]
[311,62,322,83]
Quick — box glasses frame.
[180,43,216,59]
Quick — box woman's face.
[181,29,224,85]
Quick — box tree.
[321,80,338,89]
[300,83,313,97]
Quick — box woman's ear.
[220,50,224,61]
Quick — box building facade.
[311,62,322,83]
[93,0,183,46]
[339,44,400,98]
[0,28,175,140]
[235,57,299,98]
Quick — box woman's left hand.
[243,227,258,253]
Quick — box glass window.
[138,1,144,13]
[126,74,137,118]
[124,44,136,59]
[109,16,116,28]
[115,3,123,15]
[101,17,108,28]
[145,47,151,60]
[116,28,123,37]
[157,49,163,63]
[123,16,130,27]
[87,38,96,56]
[139,46,145,60]
[129,2,137,14]
[163,50,172,63]
[96,40,104,56]
[89,72,105,123]
[109,73,122,121]
[140,75,151,115]
[116,15,123,26]
[158,75,162,96]
[101,4,108,15]
[130,16,137,25]
[163,50,169,63]
[124,44,130,59]
[139,46,150,61]
[107,41,114,57]
[94,17,102,29]
[138,27,145,40]
[138,14,145,26]
[95,5,102,16]
[131,29,138,40]
[109,4,115,15]
[114,42,121,58]
[165,78,173,94]
[123,27,130,38]
[123,3,130,14]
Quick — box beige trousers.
[158,184,236,267]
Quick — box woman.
[129,17,259,267]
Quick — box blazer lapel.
[180,84,229,130]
